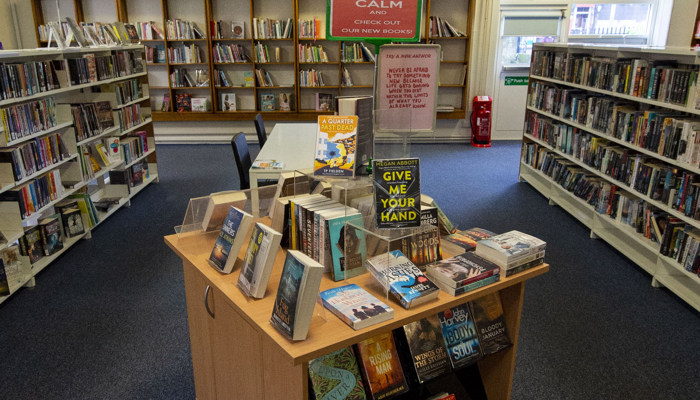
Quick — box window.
[568,2,654,44]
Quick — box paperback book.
[366,250,439,309]
[373,158,421,229]
[426,252,501,289]
[431,274,500,296]
[442,227,496,253]
[220,93,236,111]
[388,208,442,268]
[260,92,275,111]
[237,223,282,298]
[402,315,451,383]
[319,283,393,330]
[270,250,324,341]
[39,214,63,256]
[469,292,512,355]
[336,95,373,174]
[437,304,482,369]
[208,206,254,274]
[314,115,358,177]
[327,212,367,281]
[355,332,409,400]
[308,346,367,400]
[61,208,85,238]
[315,92,334,111]
[475,230,546,269]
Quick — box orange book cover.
[356,332,409,400]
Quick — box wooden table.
[165,221,548,400]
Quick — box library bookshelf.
[165,223,548,400]
[31,0,473,122]
[0,44,158,304]
[520,43,700,311]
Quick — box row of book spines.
[0,133,68,181]
[114,80,144,105]
[168,45,203,64]
[298,18,322,39]
[71,103,108,141]
[134,21,164,40]
[213,44,248,63]
[121,134,148,165]
[531,50,700,106]
[253,43,276,63]
[166,19,205,40]
[299,69,325,87]
[428,16,465,37]
[116,105,143,131]
[1,97,57,141]
[341,43,375,62]
[0,170,63,219]
[209,20,245,40]
[527,84,700,165]
[659,223,700,275]
[144,46,166,64]
[255,69,274,87]
[298,44,328,63]
[17,217,67,262]
[525,108,700,170]
[252,17,293,39]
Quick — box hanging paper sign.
[326,0,423,42]
[376,44,440,132]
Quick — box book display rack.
[521,43,700,311]
[31,0,473,122]
[166,175,549,399]
[0,45,158,304]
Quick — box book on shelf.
[326,210,366,281]
[201,191,248,232]
[475,230,546,271]
[355,332,410,400]
[19,225,44,264]
[308,346,367,400]
[314,115,358,178]
[315,92,334,112]
[469,292,512,356]
[61,207,85,238]
[124,24,140,43]
[244,71,255,87]
[437,303,482,369]
[373,158,421,229]
[39,214,64,256]
[386,208,442,268]
[426,252,501,295]
[175,93,192,112]
[366,250,440,309]
[336,95,373,174]
[237,222,282,299]
[191,97,209,112]
[402,314,452,383]
[319,283,394,330]
[259,92,276,111]
[279,92,292,111]
[208,206,254,274]
[220,93,236,111]
[231,21,245,39]
[269,249,324,341]
[442,227,495,255]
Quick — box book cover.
[373,158,421,229]
[231,21,245,39]
[175,93,192,112]
[279,92,292,111]
[161,94,170,111]
[191,97,209,112]
[124,24,140,43]
[402,314,451,383]
[319,283,393,330]
[469,292,512,355]
[475,230,546,268]
[314,115,358,177]
[327,212,366,281]
[237,223,282,299]
[308,346,367,400]
[95,101,114,130]
[426,252,501,289]
[366,250,440,309]
[244,71,255,87]
[220,93,236,111]
[270,250,324,341]
[61,208,85,238]
[355,332,409,400]
[208,206,254,274]
[437,304,482,369]
[260,92,276,111]
[39,214,63,256]
[336,95,373,174]
[315,92,334,111]
[388,209,442,268]
[443,227,496,252]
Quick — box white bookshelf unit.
[0,44,158,304]
[520,43,700,311]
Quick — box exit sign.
[504,76,529,86]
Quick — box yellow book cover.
[314,115,357,177]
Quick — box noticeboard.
[326,0,423,43]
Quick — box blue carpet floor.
[0,141,698,399]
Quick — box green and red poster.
[326,0,423,42]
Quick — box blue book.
[438,303,482,369]
[320,284,393,330]
[366,250,440,309]
[327,212,366,281]
[208,206,253,273]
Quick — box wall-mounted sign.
[326,0,423,42]
[504,76,529,86]
[376,44,440,132]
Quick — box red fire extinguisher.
[471,96,492,147]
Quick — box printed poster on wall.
[326,0,423,42]
[376,44,440,132]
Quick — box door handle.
[204,285,214,318]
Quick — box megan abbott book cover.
[373,158,420,229]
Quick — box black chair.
[254,113,267,147]
[231,132,253,190]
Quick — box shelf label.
[504,76,529,86]
[376,44,440,132]
[326,0,423,42]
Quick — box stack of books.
[474,230,546,277]
[426,252,501,296]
